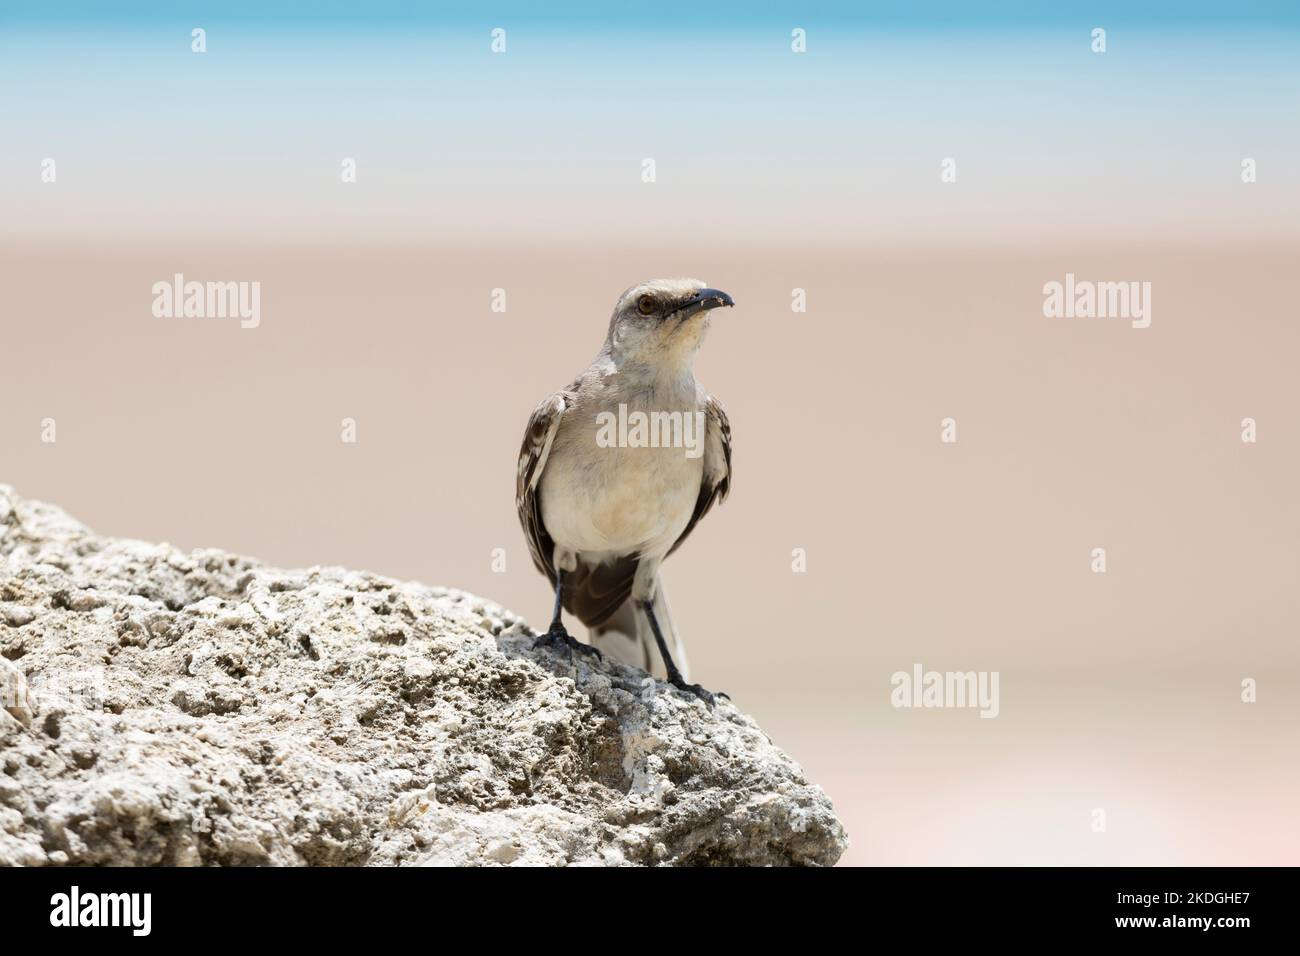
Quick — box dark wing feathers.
[667,395,731,558]
[516,391,567,582]
[562,557,638,628]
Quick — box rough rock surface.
[0,487,846,866]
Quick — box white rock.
[0,485,847,867]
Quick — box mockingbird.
[516,278,735,705]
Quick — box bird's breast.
[539,410,704,557]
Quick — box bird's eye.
[636,295,656,316]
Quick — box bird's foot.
[668,674,729,708]
[532,624,601,662]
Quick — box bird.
[516,278,734,705]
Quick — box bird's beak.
[673,288,735,319]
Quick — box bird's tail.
[588,576,688,682]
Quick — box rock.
[0,657,33,728]
[0,485,847,867]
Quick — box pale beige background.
[3,239,1297,865]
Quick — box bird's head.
[605,278,735,368]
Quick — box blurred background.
[3,1,1298,865]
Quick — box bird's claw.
[532,625,601,662]
[669,676,726,708]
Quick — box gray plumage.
[516,278,734,701]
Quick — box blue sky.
[5,1,1300,28]
[3,3,1297,243]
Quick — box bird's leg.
[640,600,726,707]
[532,571,600,660]
[546,570,565,631]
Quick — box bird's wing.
[516,384,639,627]
[667,394,732,558]
[516,389,570,582]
